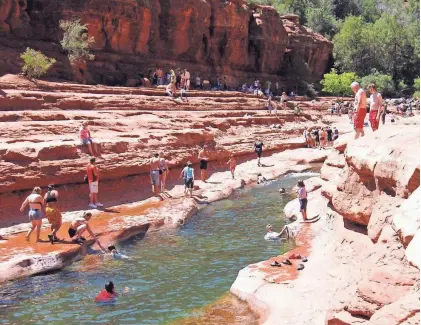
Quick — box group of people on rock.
[303,126,339,149]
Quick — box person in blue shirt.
[180,162,195,197]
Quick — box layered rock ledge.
[231,117,420,325]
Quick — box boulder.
[393,187,420,247]
[37,145,80,161]
[405,230,420,268]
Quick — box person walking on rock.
[351,82,367,139]
[227,154,237,179]
[150,154,161,196]
[87,157,103,209]
[254,140,263,166]
[198,145,209,182]
[158,153,169,193]
[20,187,44,242]
[44,184,62,243]
[181,161,194,197]
[368,83,382,132]
[297,180,308,221]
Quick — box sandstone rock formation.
[0,75,349,226]
[0,0,332,86]
[231,118,420,325]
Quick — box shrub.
[20,48,56,79]
[360,70,395,97]
[321,68,357,97]
[60,19,94,64]
[413,77,420,99]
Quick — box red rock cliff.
[0,0,332,86]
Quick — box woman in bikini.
[44,184,62,243]
[20,187,44,242]
[158,153,169,192]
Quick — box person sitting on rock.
[80,121,100,156]
[68,211,106,251]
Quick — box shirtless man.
[184,69,191,90]
[198,145,209,182]
[150,154,161,196]
[351,82,367,139]
[368,83,383,131]
[68,211,106,251]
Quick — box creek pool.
[0,172,317,325]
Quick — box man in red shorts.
[351,82,367,139]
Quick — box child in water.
[108,245,128,259]
[257,173,267,184]
[227,154,237,179]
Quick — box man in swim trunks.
[150,153,161,196]
[254,140,263,166]
[351,81,367,139]
[367,83,382,131]
[87,157,103,209]
[198,145,209,182]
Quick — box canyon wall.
[0,0,332,86]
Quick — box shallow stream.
[0,172,317,325]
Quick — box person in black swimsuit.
[326,127,333,146]
[312,129,320,148]
[198,145,209,182]
[254,140,263,166]
[44,184,62,243]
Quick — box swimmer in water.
[257,173,267,184]
[279,188,286,194]
[108,245,128,259]
[95,281,130,303]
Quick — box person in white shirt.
[297,180,308,221]
[303,127,310,148]
[264,224,282,240]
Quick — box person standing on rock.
[87,157,103,209]
[184,69,191,90]
[80,122,100,156]
[254,140,263,167]
[351,82,367,139]
[326,126,333,147]
[158,153,169,193]
[44,184,62,243]
[198,145,209,182]
[368,83,383,132]
[181,161,195,197]
[20,187,44,242]
[297,180,308,221]
[280,92,288,110]
[227,154,237,179]
[303,127,310,148]
[150,154,161,196]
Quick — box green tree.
[60,19,94,64]
[306,0,339,39]
[321,69,357,97]
[360,70,395,96]
[20,48,56,79]
[413,77,420,99]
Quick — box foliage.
[305,0,339,39]
[360,70,395,96]
[413,77,420,99]
[60,19,94,64]
[298,80,318,98]
[20,48,56,79]
[321,69,357,97]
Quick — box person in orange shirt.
[351,82,367,139]
[86,157,103,209]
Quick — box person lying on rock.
[20,186,44,243]
[80,121,100,156]
[68,211,106,251]
[296,180,308,221]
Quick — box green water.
[0,172,317,325]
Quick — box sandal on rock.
[297,264,305,271]
[270,261,282,267]
[48,234,54,245]
[282,259,292,266]
[302,257,308,262]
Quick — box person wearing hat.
[44,184,62,243]
[264,224,282,240]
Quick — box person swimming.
[279,188,286,194]
[108,245,128,259]
[257,173,267,184]
[95,281,117,303]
